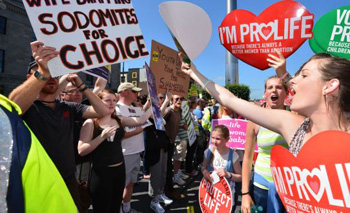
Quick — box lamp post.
[120,62,126,83]
[225,0,239,85]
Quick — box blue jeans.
[267,182,286,213]
[253,185,268,213]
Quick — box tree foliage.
[225,84,250,101]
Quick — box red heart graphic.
[219,0,314,70]
[271,131,350,212]
[307,177,320,194]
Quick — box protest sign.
[181,101,197,146]
[271,131,350,213]
[309,6,350,59]
[199,177,232,213]
[84,65,111,81]
[23,0,149,77]
[149,40,190,97]
[116,104,152,132]
[159,1,212,62]
[219,1,314,70]
[145,62,165,131]
[211,119,257,151]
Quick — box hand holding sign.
[271,131,350,213]
[30,41,58,76]
[219,0,314,70]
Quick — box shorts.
[173,139,188,161]
[124,153,141,186]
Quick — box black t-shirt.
[22,100,88,178]
[92,127,125,167]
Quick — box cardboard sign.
[145,62,165,131]
[271,131,350,213]
[199,177,233,213]
[181,101,197,146]
[149,40,190,97]
[23,0,149,77]
[211,119,258,152]
[309,6,350,59]
[159,1,212,61]
[219,0,314,70]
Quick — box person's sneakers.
[156,193,173,205]
[186,170,198,176]
[173,175,186,185]
[177,170,189,179]
[165,189,185,200]
[121,206,141,213]
[150,200,165,213]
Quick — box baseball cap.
[27,61,38,74]
[117,82,142,93]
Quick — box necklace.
[39,100,56,103]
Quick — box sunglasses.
[130,90,138,93]
[174,97,184,102]
[158,96,164,100]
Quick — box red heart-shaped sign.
[271,131,350,212]
[219,0,314,70]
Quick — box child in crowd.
[201,125,242,210]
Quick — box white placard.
[23,0,149,77]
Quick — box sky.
[127,0,350,100]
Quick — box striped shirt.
[254,126,288,190]
[176,116,188,141]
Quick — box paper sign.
[159,1,212,61]
[145,62,165,131]
[199,177,233,213]
[271,131,350,213]
[23,1,149,77]
[149,40,190,97]
[181,101,197,146]
[309,6,350,59]
[219,1,314,70]
[211,119,258,152]
[116,105,152,132]
[211,171,220,185]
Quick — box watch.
[34,70,49,81]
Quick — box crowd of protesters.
[5,38,350,213]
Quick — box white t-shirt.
[204,148,239,171]
[204,147,239,198]
[115,102,150,155]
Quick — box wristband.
[241,192,250,196]
[202,80,213,90]
[280,72,292,85]
[279,72,289,80]
[79,85,88,92]
[228,172,232,179]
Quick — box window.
[132,81,137,86]
[0,16,6,34]
[120,73,127,83]
[132,72,137,78]
[0,50,4,73]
